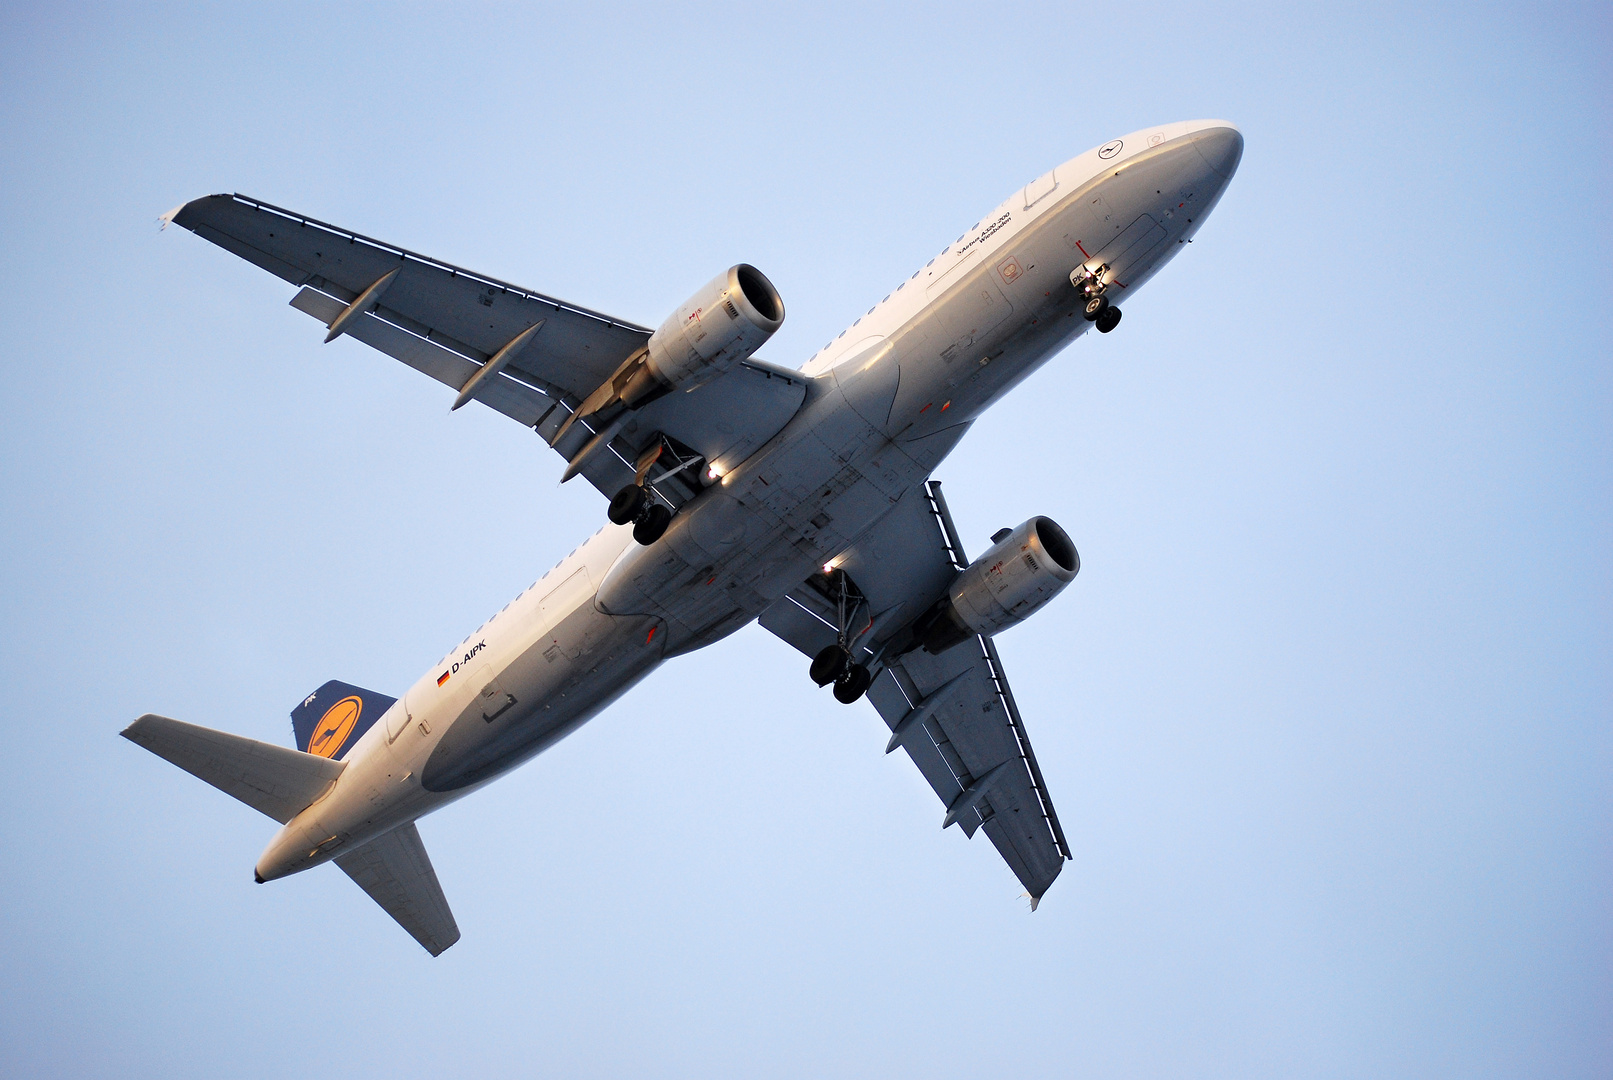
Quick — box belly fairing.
[419,602,664,792]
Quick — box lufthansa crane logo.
[1098,139,1123,160]
[308,695,363,758]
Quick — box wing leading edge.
[759,482,1071,904]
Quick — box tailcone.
[255,819,324,882]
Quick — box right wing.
[164,194,805,501]
[334,822,460,957]
[759,482,1071,904]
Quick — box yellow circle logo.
[308,695,363,758]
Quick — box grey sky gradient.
[1,3,1608,1077]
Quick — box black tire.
[1083,294,1110,321]
[633,503,672,545]
[1096,306,1123,333]
[608,484,648,525]
[834,663,873,704]
[810,644,850,686]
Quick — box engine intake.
[625,264,784,403]
[919,516,1079,653]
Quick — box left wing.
[759,482,1071,904]
[164,194,805,501]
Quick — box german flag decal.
[437,670,451,687]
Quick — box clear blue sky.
[1,3,1607,1077]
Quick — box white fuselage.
[256,120,1242,881]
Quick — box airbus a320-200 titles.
[126,121,1243,954]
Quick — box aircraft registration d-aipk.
[125,122,1242,954]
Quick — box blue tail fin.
[291,680,397,760]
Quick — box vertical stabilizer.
[291,680,396,760]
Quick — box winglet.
[158,202,187,230]
[1021,891,1041,912]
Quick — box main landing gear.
[809,569,874,704]
[1073,265,1123,334]
[608,483,672,545]
[608,436,707,545]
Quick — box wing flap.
[334,822,460,956]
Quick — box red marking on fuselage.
[1075,240,1090,258]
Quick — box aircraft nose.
[1192,124,1244,181]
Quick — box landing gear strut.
[810,569,873,704]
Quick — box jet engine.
[607,264,786,410]
[919,516,1080,653]
[650,264,783,390]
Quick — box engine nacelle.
[920,517,1079,653]
[557,266,785,451]
[628,264,784,400]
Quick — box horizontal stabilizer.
[121,714,344,824]
[335,823,460,956]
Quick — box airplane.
[124,120,1243,955]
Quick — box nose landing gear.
[1073,264,1123,333]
